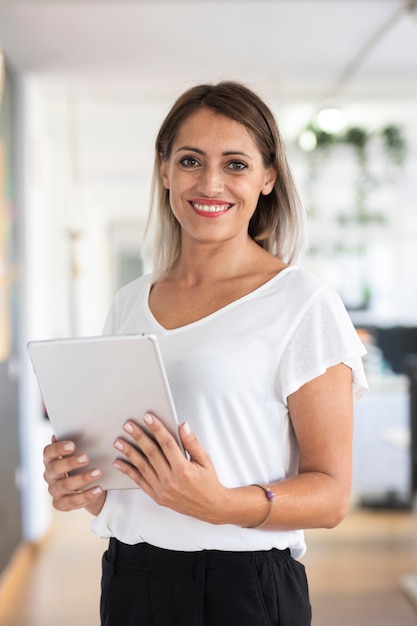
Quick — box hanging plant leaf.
[314,128,336,149]
[380,124,406,166]
[299,119,407,226]
[343,126,369,150]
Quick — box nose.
[197,164,224,197]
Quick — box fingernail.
[114,440,124,451]
[124,422,134,433]
[90,468,101,478]
[182,422,191,435]
[92,486,102,495]
[77,454,87,463]
[144,413,154,425]
[63,442,75,452]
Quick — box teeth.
[192,202,230,213]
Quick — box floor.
[0,506,416,626]
[304,507,417,625]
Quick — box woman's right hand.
[43,436,106,516]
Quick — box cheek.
[238,178,266,203]
[165,169,186,194]
[166,186,187,220]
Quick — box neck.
[170,236,261,286]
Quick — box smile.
[191,201,232,214]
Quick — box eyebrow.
[175,146,253,160]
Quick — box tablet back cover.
[28,334,180,490]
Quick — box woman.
[43,82,367,626]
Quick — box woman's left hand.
[113,415,228,523]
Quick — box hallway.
[0,506,416,625]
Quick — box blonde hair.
[144,81,306,279]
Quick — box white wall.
[40,83,170,336]
[18,76,55,540]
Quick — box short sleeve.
[102,301,116,335]
[278,284,368,403]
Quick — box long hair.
[144,81,307,279]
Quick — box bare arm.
[252,362,353,529]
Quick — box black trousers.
[100,539,312,626]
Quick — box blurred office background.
[1,1,417,624]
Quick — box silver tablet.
[28,333,182,490]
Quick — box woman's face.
[160,107,276,248]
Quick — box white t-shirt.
[91,266,367,558]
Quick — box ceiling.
[0,0,417,107]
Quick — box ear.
[261,167,277,196]
[159,156,170,190]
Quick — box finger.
[112,456,152,490]
[52,484,104,512]
[43,440,76,467]
[43,448,85,480]
[50,464,103,496]
[47,461,104,512]
[44,450,101,490]
[140,414,187,464]
[113,432,160,484]
[124,416,178,469]
[179,422,211,467]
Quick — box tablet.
[28,333,182,490]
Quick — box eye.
[227,160,248,171]
[179,156,200,168]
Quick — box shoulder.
[286,267,350,318]
[282,266,323,289]
[268,266,352,338]
[271,265,328,305]
[102,274,152,335]
[114,273,152,304]
[108,274,153,321]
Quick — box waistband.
[107,538,291,576]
